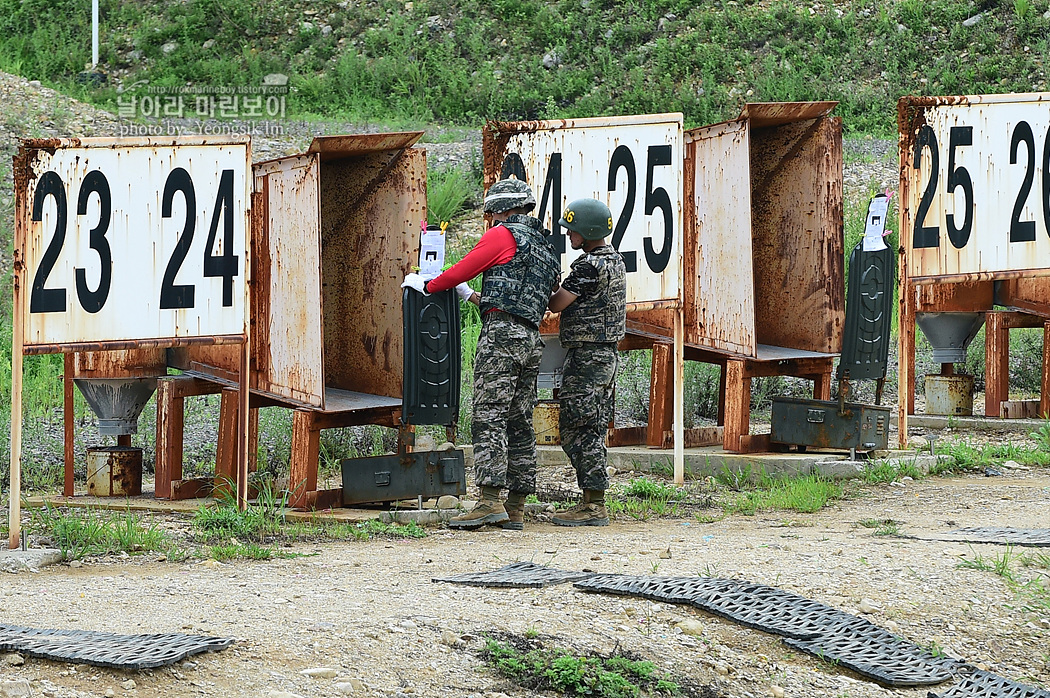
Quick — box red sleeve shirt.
[425,225,517,293]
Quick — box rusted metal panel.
[997,278,1050,316]
[15,136,251,348]
[685,119,756,356]
[484,114,683,304]
[320,146,424,398]
[741,101,838,128]
[915,281,994,312]
[750,116,844,354]
[899,93,1050,283]
[307,132,423,160]
[251,154,325,406]
[73,349,166,378]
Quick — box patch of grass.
[480,634,682,697]
[958,546,1050,614]
[862,459,923,483]
[857,518,901,536]
[608,476,713,521]
[722,475,844,516]
[427,164,481,226]
[27,502,172,560]
[209,541,288,561]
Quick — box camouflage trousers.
[471,312,544,493]
[559,343,618,491]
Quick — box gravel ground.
[2,471,1050,698]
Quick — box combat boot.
[449,487,509,529]
[501,491,527,531]
[551,489,609,527]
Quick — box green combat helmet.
[559,198,613,240]
[483,178,536,214]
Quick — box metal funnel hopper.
[74,378,158,436]
[915,312,985,364]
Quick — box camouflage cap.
[483,178,536,214]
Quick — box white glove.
[455,282,475,302]
[401,273,429,295]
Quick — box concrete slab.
[19,441,937,527]
[0,548,64,574]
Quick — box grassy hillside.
[0,0,1047,135]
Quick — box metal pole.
[673,306,684,485]
[8,254,25,549]
[91,0,99,69]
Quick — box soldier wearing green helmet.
[547,198,627,527]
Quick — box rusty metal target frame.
[930,670,1050,698]
[0,624,233,670]
[432,561,593,588]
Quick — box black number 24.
[29,168,239,314]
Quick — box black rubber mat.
[0,624,233,670]
[784,630,958,687]
[432,561,593,588]
[573,574,742,602]
[931,669,1050,698]
[931,528,1050,547]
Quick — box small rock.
[69,560,82,568]
[335,683,356,695]
[676,619,705,636]
[858,598,880,613]
[121,679,137,690]
[2,653,24,666]
[885,620,900,632]
[266,692,305,698]
[440,630,462,647]
[715,663,730,675]
[962,13,983,27]
[28,80,41,88]
[300,667,338,679]
[438,441,456,451]
[202,39,215,49]
[436,495,459,510]
[606,466,617,477]
[1,679,32,698]
[770,686,785,698]
[161,41,178,54]
[658,547,672,560]
[398,619,418,631]
[105,689,115,698]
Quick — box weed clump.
[480,633,695,697]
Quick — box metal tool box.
[770,195,895,456]
[770,397,890,452]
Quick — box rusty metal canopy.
[307,132,423,160]
[740,101,838,128]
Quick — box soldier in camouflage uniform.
[403,179,560,530]
[547,199,627,527]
